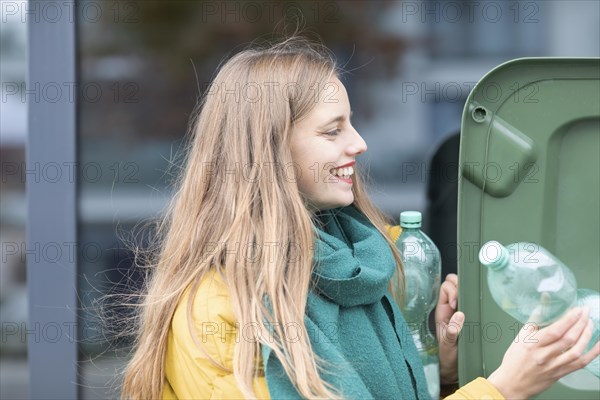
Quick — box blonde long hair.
[120,35,404,399]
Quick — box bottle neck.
[400,225,421,230]
[488,249,509,271]
[489,259,508,271]
[481,242,510,271]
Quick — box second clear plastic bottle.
[392,211,441,400]
[479,240,599,378]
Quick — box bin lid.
[457,58,600,398]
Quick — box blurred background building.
[1,0,599,398]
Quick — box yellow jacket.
[163,225,505,399]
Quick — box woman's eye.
[325,129,341,137]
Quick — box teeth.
[330,166,354,178]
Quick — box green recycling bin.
[457,58,600,398]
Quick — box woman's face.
[290,76,368,211]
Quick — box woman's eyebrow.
[319,111,353,128]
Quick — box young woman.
[120,36,599,399]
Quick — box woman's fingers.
[537,307,584,347]
[554,307,592,356]
[442,311,465,344]
[440,274,458,309]
[488,306,598,399]
[532,307,590,367]
[436,280,459,331]
[550,320,600,378]
[445,273,458,287]
[554,318,594,365]
[580,337,600,366]
[438,281,451,303]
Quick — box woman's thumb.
[442,312,465,344]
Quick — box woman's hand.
[487,306,600,399]
[435,273,465,384]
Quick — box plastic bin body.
[457,58,600,398]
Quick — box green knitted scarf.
[261,204,430,399]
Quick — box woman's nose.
[349,128,368,155]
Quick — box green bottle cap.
[400,211,422,228]
[479,241,509,270]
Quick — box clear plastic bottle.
[479,241,599,377]
[478,241,577,325]
[576,289,600,377]
[392,211,441,399]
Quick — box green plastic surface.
[457,58,600,398]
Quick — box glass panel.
[73,1,599,398]
[1,1,28,397]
